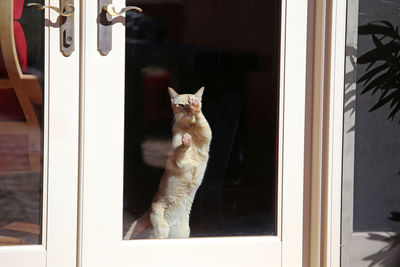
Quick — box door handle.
[27,0,75,57]
[102,4,142,17]
[26,3,74,17]
[97,0,142,56]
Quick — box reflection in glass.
[0,0,44,245]
[123,0,281,238]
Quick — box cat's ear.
[195,86,205,101]
[168,87,179,102]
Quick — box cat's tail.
[123,210,151,240]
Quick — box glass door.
[342,0,400,266]
[0,0,79,266]
[80,0,308,266]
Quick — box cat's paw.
[182,133,192,147]
[188,96,201,114]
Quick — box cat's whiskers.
[177,113,184,129]
[171,113,180,127]
[173,112,184,129]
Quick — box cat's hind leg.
[149,203,169,238]
[168,211,190,238]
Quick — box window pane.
[123,0,281,239]
[349,0,400,232]
[0,0,44,245]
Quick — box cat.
[124,86,212,239]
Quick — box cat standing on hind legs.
[124,86,212,239]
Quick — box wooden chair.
[0,0,43,173]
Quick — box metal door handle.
[26,3,74,17]
[97,1,142,56]
[102,4,142,17]
[27,1,75,57]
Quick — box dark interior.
[123,0,281,237]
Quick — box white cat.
[124,86,212,239]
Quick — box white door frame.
[0,0,80,266]
[306,0,386,266]
[303,0,399,265]
[305,0,347,266]
[79,0,309,266]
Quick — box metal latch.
[27,0,75,57]
[97,0,142,56]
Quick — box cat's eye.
[178,104,184,107]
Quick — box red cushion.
[14,0,24,20]
[0,1,27,122]
[0,1,32,172]
[0,0,27,74]
[13,21,27,72]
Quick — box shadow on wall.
[363,213,400,266]
[357,21,400,266]
[344,44,357,133]
[357,21,400,122]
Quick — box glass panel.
[123,0,280,239]
[342,1,400,265]
[344,0,400,233]
[0,0,44,245]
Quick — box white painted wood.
[277,0,286,242]
[120,237,281,267]
[79,0,126,266]
[0,0,79,266]
[79,0,309,266]
[324,0,347,267]
[340,0,359,266]
[0,246,46,267]
[281,0,308,266]
[46,0,80,266]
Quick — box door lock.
[27,0,75,57]
[97,0,142,56]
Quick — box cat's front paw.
[188,96,201,114]
[182,133,192,148]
